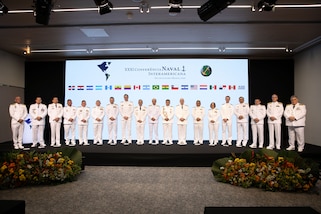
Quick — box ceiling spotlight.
[139,1,150,13]
[34,0,54,25]
[169,0,182,14]
[24,46,31,55]
[257,0,277,12]
[198,0,236,22]
[94,0,113,15]
[0,1,9,15]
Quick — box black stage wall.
[25,59,294,143]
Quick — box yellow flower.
[19,169,25,175]
[278,157,284,162]
[68,160,74,165]
[57,158,65,164]
[19,174,26,181]
[1,164,7,172]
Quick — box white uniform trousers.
[177,124,187,144]
[78,125,88,145]
[222,121,232,145]
[251,124,264,147]
[288,126,305,151]
[108,121,117,143]
[64,123,75,144]
[136,123,145,144]
[236,122,248,146]
[121,119,132,142]
[268,123,281,149]
[162,123,173,143]
[193,123,203,144]
[208,122,219,144]
[50,121,61,146]
[93,123,103,144]
[149,123,159,141]
[11,123,24,147]
[32,125,45,146]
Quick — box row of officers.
[9,94,306,152]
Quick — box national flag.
[105,85,112,90]
[238,85,245,90]
[199,84,208,90]
[86,85,93,90]
[181,85,188,90]
[124,85,131,90]
[77,85,84,90]
[229,85,236,90]
[143,85,150,90]
[95,85,103,90]
[219,85,227,90]
[114,85,122,90]
[152,85,160,90]
[209,85,217,90]
[171,85,179,90]
[134,85,141,90]
[190,85,198,90]
[162,85,169,90]
[68,85,75,90]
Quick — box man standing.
[192,100,205,145]
[91,100,105,145]
[266,94,284,150]
[9,96,28,149]
[234,96,250,147]
[63,99,77,146]
[48,97,64,147]
[221,96,234,146]
[119,94,134,145]
[175,98,189,145]
[29,97,47,149]
[134,99,147,145]
[76,100,90,146]
[284,95,306,152]
[249,99,266,149]
[208,102,220,146]
[161,99,174,145]
[147,98,161,145]
[105,96,119,145]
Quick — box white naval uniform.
[63,105,77,145]
[175,104,189,145]
[48,103,63,147]
[208,108,220,145]
[91,106,105,145]
[161,105,174,145]
[76,106,90,145]
[249,104,266,148]
[147,104,161,144]
[266,101,284,149]
[29,103,48,147]
[192,106,205,145]
[119,101,134,143]
[234,103,250,147]
[9,103,28,149]
[105,103,119,144]
[284,103,306,151]
[220,103,234,146]
[134,105,147,145]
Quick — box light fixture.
[139,1,150,13]
[169,0,182,14]
[33,0,54,25]
[198,0,236,22]
[257,0,277,12]
[0,1,8,15]
[93,0,113,15]
[24,46,31,55]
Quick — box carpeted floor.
[0,166,320,214]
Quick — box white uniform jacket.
[249,104,266,125]
[9,103,28,125]
[192,106,205,124]
[284,103,306,127]
[175,105,189,125]
[91,106,105,124]
[48,103,63,123]
[161,106,174,124]
[119,101,134,120]
[147,104,161,124]
[234,103,249,123]
[63,106,77,125]
[76,106,90,125]
[134,106,147,124]
[29,103,48,126]
[267,102,284,124]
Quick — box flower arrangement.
[0,148,82,189]
[212,149,319,192]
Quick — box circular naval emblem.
[201,65,212,77]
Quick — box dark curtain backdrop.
[25,59,294,145]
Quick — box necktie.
[38,104,39,108]
[181,105,183,109]
[55,104,57,108]
[293,105,295,109]
[140,106,141,110]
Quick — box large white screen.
[65,59,248,141]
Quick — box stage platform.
[1,141,321,167]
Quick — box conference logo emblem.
[200,65,212,77]
[97,61,112,81]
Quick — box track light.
[33,0,53,25]
[139,1,150,13]
[198,0,236,22]
[0,1,8,15]
[169,0,182,14]
[257,0,277,12]
[93,0,113,15]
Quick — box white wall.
[0,50,25,143]
[294,43,321,146]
